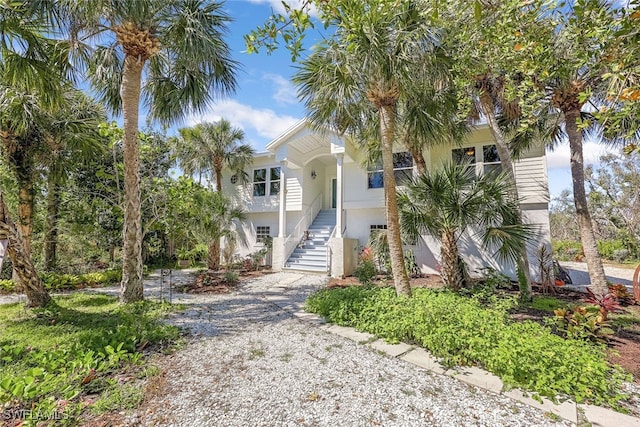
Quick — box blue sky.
[179,0,618,199]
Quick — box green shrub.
[552,240,582,261]
[0,294,179,422]
[305,286,630,407]
[354,259,376,284]
[0,279,15,293]
[224,271,239,284]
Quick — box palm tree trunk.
[379,104,412,297]
[407,145,427,175]
[214,157,223,193]
[479,92,532,301]
[0,194,50,307]
[441,230,463,291]
[208,239,220,270]
[120,55,145,303]
[44,171,60,270]
[564,108,608,295]
[12,169,34,289]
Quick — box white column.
[336,154,343,238]
[278,160,287,237]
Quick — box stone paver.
[447,366,504,394]
[321,324,376,343]
[400,348,447,374]
[503,389,577,424]
[369,340,413,358]
[580,404,640,427]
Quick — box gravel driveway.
[560,261,637,288]
[123,271,570,427]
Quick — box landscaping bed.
[305,280,640,415]
[0,294,180,425]
[174,269,274,294]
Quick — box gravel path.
[560,261,637,288]
[122,271,571,427]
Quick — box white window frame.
[367,152,414,189]
[256,226,271,243]
[252,166,281,197]
[452,144,502,177]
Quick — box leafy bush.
[224,271,239,284]
[354,247,376,284]
[306,286,629,407]
[0,294,179,422]
[0,279,15,293]
[0,270,122,293]
[551,306,615,343]
[552,240,582,261]
[585,288,621,320]
[612,249,630,263]
[597,240,627,260]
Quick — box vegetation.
[399,163,531,292]
[63,0,239,302]
[0,294,179,423]
[305,286,630,407]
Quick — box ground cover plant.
[0,270,122,294]
[305,286,632,409]
[0,294,179,425]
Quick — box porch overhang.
[266,119,355,167]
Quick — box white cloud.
[188,99,300,141]
[263,73,298,105]
[246,0,318,17]
[546,139,618,170]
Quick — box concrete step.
[282,265,327,273]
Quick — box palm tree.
[201,191,246,271]
[42,91,105,270]
[505,0,637,296]
[62,0,239,302]
[398,163,532,291]
[294,0,450,297]
[174,119,254,192]
[0,1,73,308]
[174,119,253,269]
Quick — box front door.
[331,179,337,209]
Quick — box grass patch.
[306,286,630,408]
[0,293,180,424]
[526,296,569,312]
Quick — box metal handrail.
[282,193,323,266]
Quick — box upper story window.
[367,152,414,189]
[452,146,476,175]
[452,144,502,177]
[482,145,502,175]
[253,167,280,197]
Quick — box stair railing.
[282,193,323,267]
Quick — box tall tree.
[294,0,452,297]
[0,0,70,307]
[42,91,105,270]
[174,119,254,192]
[489,0,637,295]
[63,0,239,302]
[399,163,531,290]
[174,119,253,269]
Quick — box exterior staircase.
[283,209,335,273]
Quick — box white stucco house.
[223,119,551,280]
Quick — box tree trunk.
[214,157,223,193]
[407,144,427,175]
[441,230,463,291]
[564,108,608,295]
[379,104,412,297]
[44,171,60,270]
[479,92,532,301]
[0,194,50,307]
[208,239,220,270]
[120,55,145,303]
